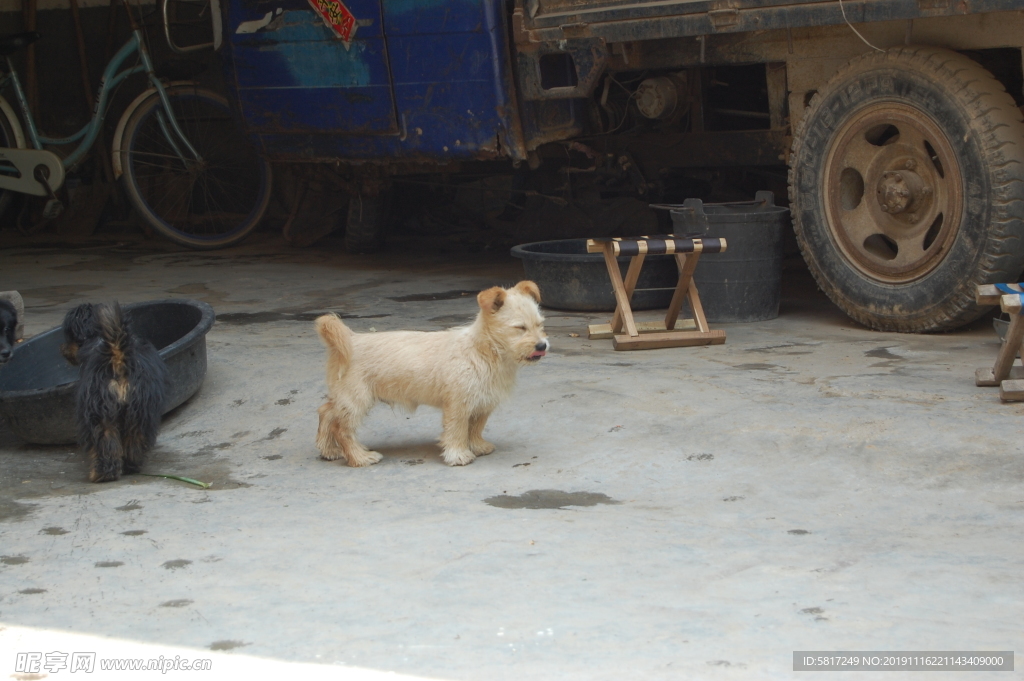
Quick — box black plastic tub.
[0,299,214,445]
[660,191,789,323]
[511,238,678,311]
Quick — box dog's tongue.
[530,350,546,359]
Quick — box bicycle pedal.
[42,199,64,220]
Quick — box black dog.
[0,299,16,364]
[62,303,168,482]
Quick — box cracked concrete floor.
[0,234,1021,680]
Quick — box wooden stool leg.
[665,250,701,331]
[602,244,639,338]
[977,312,1024,386]
[611,252,646,335]
[688,281,710,333]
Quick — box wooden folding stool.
[975,283,1024,401]
[586,235,727,351]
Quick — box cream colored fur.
[315,281,549,467]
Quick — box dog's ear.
[477,287,506,313]
[514,281,541,303]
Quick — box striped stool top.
[587,235,728,257]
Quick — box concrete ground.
[0,234,1021,680]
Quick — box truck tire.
[345,193,390,253]
[788,46,1024,332]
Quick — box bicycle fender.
[0,95,26,149]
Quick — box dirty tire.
[789,46,1024,332]
[344,193,389,253]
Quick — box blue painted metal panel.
[229,0,398,134]
[222,0,525,161]
[382,0,485,35]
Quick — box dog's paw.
[348,450,383,467]
[318,449,346,462]
[442,448,477,466]
[470,439,495,456]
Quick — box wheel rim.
[823,102,963,283]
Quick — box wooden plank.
[611,253,646,334]
[1000,293,1023,314]
[991,313,1024,382]
[976,365,1024,386]
[612,329,726,351]
[978,283,1023,305]
[589,319,696,340]
[999,379,1024,402]
[976,284,1002,305]
[766,62,788,130]
[601,244,639,338]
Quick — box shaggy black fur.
[0,299,16,364]
[60,303,98,365]
[64,303,169,483]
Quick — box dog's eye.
[514,324,527,331]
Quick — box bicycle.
[0,3,271,249]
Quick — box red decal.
[307,0,357,44]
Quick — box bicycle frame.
[0,28,200,185]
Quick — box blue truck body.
[221,0,538,162]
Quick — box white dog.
[315,281,549,466]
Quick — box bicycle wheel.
[119,86,271,249]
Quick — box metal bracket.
[163,0,222,54]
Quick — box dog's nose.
[535,340,549,352]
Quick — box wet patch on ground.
[209,640,248,651]
[51,257,133,273]
[390,290,478,302]
[866,347,903,360]
[733,363,778,371]
[429,314,474,326]
[19,284,103,307]
[165,283,234,307]
[215,311,390,325]
[162,559,192,570]
[0,431,108,522]
[191,442,233,457]
[1,555,30,565]
[0,433,254,516]
[483,489,621,510]
[746,342,819,355]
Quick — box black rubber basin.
[511,238,678,311]
[0,299,214,445]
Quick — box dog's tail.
[94,302,130,378]
[315,314,353,371]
